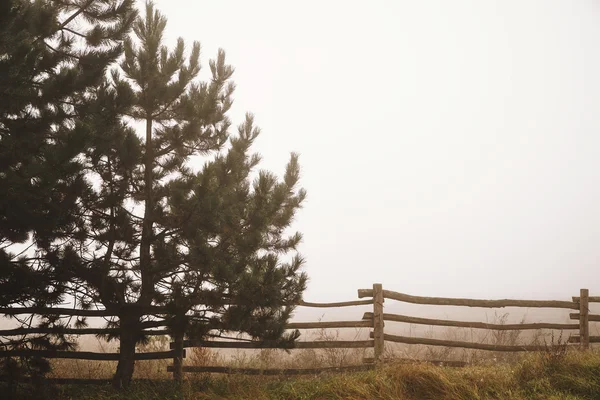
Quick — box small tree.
[0,0,135,384]
[63,2,308,388]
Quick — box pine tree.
[0,0,135,384]
[64,2,308,388]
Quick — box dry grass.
[383,312,573,366]
[8,349,600,399]
[46,312,575,379]
[49,335,173,380]
[5,313,593,399]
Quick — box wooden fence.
[167,297,377,380]
[0,305,178,385]
[165,285,596,380]
[357,285,593,356]
[0,285,597,383]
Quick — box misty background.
[145,0,600,310]
[7,0,600,339]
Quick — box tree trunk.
[139,116,154,304]
[112,314,139,389]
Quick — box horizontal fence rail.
[573,296,600,303]
[0,377,170,385]
[174,340,374,350]
[374,332,550,352]
[0,327,169,336]
[0,308,118,317]
[0,349,179,361]
[0,306,169,317]
[568,336,600,344]
[167,365,374,375]
[362,357,469,367]
[298,299,373,308]
[286,320,372,329]
[358,289,579,309]
[570,313,600,322]
[363,312,580,331]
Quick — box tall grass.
[47,312,575,378]
[10,349,600,399]
[7,312,591,399]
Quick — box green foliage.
[0,0,136,301]
[1,0,307,387]
[42,0,308,385]
[0,0,136,385]
[0,0,135,248]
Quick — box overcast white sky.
[148,0,600,304]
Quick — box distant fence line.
[168,285,596,380]
[0,285,596,383]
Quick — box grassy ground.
[6,350,600,399]
[3,316,593,399]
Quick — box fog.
[0,11,597,388]
[140,0,600,315]
[6,1,600,340]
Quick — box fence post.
[172,331,184,382]
[373,283,384,362]
[579,288,589,350]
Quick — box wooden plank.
[358,289,578,310]
[286,320,372,329]
[579,289,590,350]
[167,364,374,375]
[0,320,370,335]
[178,340,374,349]
[298,300,373,308]
[570,313,600,322]
[363,312,579,331]
[573,296,600,303]
[567,336,600,344]
[0,378,170,385]
[0,349,177,360]
[289,340,374,349]
[373,332,551,352]
[0,306,169,317]
[0,308,118,317]
[0,327,168,336]
[372,283,384,361]
[362,357,468,367]
[9,378,113,385]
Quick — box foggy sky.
[148,0,600,304]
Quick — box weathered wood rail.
[0,306,168,316]
[175,340,374,349]
[568,336,600,344]
[373,332,549,352]
[286,320,372,329]
[570,313,600,321]
[358,289,579,309]
[362,312,579,331]
[167,365,374,375]
[0,349,179,360]
[298,299,372,308]
[573,296,600,303]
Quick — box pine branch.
[52,0,96,38]
[62,27,87,39]
[45,42,81,60]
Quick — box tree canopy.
[0,0,137,383]
[1,0,308,389]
